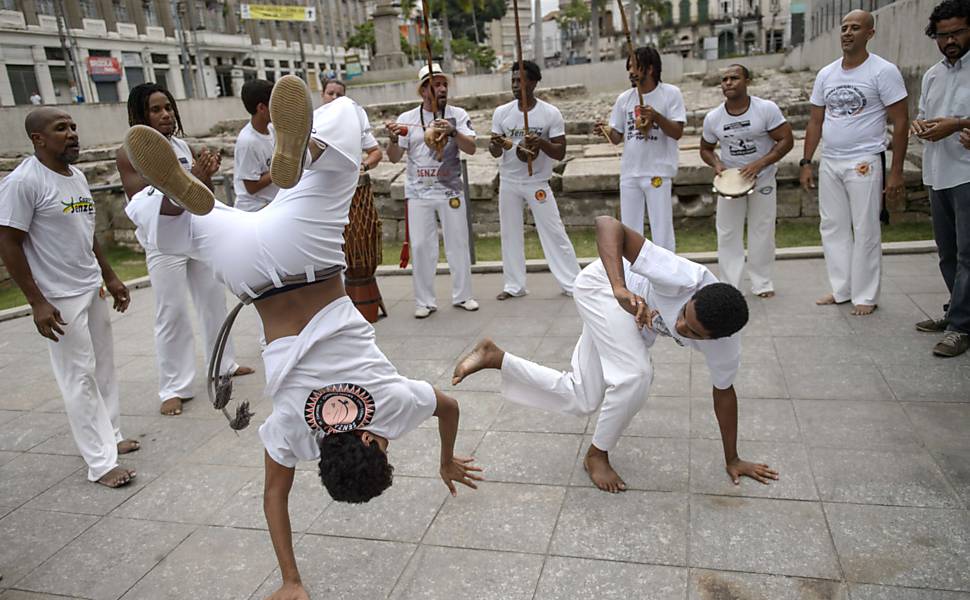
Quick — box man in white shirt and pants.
[233,79,279,213]
[490,60,580,299]
[454,216,778,494]
[800,9,909,316]
[386,65,479,319]
[912,0,970,357]
[597,47,686,252]
[0,108,138,488]
[701,64,794,298]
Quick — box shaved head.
[844,9,875,29]
[24,107,71,137]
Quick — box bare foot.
[851,304,877,316]
[231,366,255,377]
[757,291,775,298]
[117,439,140,454]
[95,466,136,488]
[583,446,626,493]
[160,397,183,416]
[815,293,847,306]
[452,338,505,385]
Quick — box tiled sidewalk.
[0,254,967,600]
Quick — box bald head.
[24,107,72,137]
[840,9,876,55]
[843,9,875,30]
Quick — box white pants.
[46,289,122,481]
[499,180,580,295]
[500,260,653,451]
[818,155,883,305]
[408,195,474,309]
[146,249,238,402]
[716,175,777,294]
[620,177,676,252]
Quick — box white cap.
[416,63,450,94]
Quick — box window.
[79,0,99,19]
[143,0,159,26]
[45,47,65,61]
[697,0,709,23]
[679,0,690,24]
[663,1,673,25]
[7,65,40,105]
[205,1,225,32]
[35,0,54,15]
[112,0,129,22]
[88,49,111,57]
[1,0,17,11]
[150,53,168,64]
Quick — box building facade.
[0,0,374,106]
[486,0,533,67]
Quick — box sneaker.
[123,125,215,215]
[454,299,480,312]
[916,317,949,332]
[414,306,437,319]
[269,75,313,189]
[496,291,526,301]
[933,331,970,357]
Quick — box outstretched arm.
[712,385,778,485]
[263,452,309,600]
[433,388,483,495]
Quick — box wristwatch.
[799,158,812,167]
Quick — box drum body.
[343,174,385,322]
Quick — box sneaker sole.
[916,324,947,333]
[269,75,312,189]
[124,125,214,215]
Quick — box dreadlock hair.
[627,46,663,84]
[241,79,273,115]
[126,83,184,136]
[317,433,394,503]
[512,59,542,83]
[926,0,970,37]
[728,63,752,79]
[692,283,749,339]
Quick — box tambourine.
[712,168,755,198]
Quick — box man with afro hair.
[454,215,777,493]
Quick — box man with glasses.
[453,216,778,493]
[912,0,970,357]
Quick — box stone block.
[776,188,803,217]
[561,157,619,193]
[391,546,544,600]
[689,570,847,600]
[0,508,98,587]
[537,557,687,599]
[475,431,582,485]
[368,162,404,195]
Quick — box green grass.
[0,221,935,311]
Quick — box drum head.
[713,168,756,198]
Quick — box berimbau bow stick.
[615,0,644,108]
[420,0,439,118]
[511,0,533,176]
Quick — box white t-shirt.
[233,122,279,212]
[125,96,364,301]
[702,96,787,180]
[355,103,378,150]
[625,239,741,390]
[396,104,476,201]
[258,297,437,467]
[809,53,908,160]
[490,99,565,183]
[609,84,687,180]
[0,156,102,298]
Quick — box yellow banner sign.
[240,4,316,21]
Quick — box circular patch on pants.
[535,189,547,202]
[448,197,461,209]
[651,176,663,188]
[304,383,375,435]
[855,162,871,176]
[759,186,774,195]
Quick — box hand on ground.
[440,456,484,496]
[726,458,779,485]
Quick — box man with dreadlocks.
[116,83,253,417]
[596,47,685,252]
[454,216,778,493]
[122,76,482,600]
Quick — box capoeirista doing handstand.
[123,75,483,600]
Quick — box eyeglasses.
[931,27,970,40]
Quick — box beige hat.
[416,63,451,95]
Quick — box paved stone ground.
[0,254,968,600]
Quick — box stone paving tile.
[0,413,69,452]
[568,435,690,493]
[651,363,692,397]
[782,363,895,401]
[389,546,543,600]
[619,395,690,438]
[690,495,841,579]
[536,557,687,600]
[210,470,330,532]
[17,517,194,600]
[308,475,447,542]
[474,431,581,485]
[810,447,961,508]
[689,439,817,500]
[881,364,970,402]
[931,448,970,507]
[767,313,852,337]
[551,489,688,565]
[254,536,416,599]
[492,401,589,434]
[0,409,26,427]
[688,569,847,600]
[849,584,970,599]
[0,454,83,506]
[903,403,970,450]
[859,334,970,367]
[425,482,564,553]
[387,428,484,478]
[184,424,268,469]
[0,591,84,599]
[111,463,256,525]
[692,360,789,398]
[690,397,800,442]
[24,459,165,516]
[826,504,970,591]
[773,335,874,365]
[0,509,97,588]
[122,526,278,600]
[794,399,921,449]
[427,390,504,431]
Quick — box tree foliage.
[452,37,497,68]
[346,21,375,54]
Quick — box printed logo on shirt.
[416,167,440,178]
[824,85,867,118]
[448,197,461,209]
[535,189,547,202]
[178,157,189,166]
[466,119,474,132]
[625,111,659,142]
[506,126,544,139]
[727,138,758,157]
[61,195,95,214]
[651,176,663,188]
[855,161,871,176]
[723,120,751,132]
[304,383,375,435]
